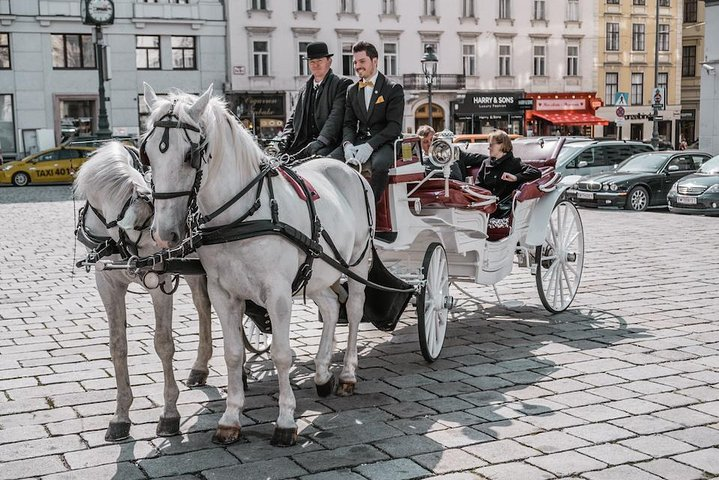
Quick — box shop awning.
[532,111,610,126]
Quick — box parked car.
[553,140,654,177]
[667,154,719,215]
[565,150,712,211]
[0,145,95,186]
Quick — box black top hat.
[306,42,333,59]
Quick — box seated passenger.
[417,125,479,182]
[469,130,541,201]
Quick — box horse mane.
[73,141,146,202]
[143,89,264,182]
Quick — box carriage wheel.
[241,316,271,354]
[417,242,450,362]
[536,201,585,313]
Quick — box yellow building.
[595,0,683,147]
[679,0,705,146]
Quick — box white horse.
[141,83,375,446]
[74,141,213,441]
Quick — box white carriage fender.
[525,175,582,247]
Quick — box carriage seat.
[407,179,497,214]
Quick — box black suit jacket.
[280,70,352,153]
[342,72,404,150]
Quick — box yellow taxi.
[0,145,95,186]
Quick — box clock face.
[86,0,114,24]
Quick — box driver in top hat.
[277,42,352,158]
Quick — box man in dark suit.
[338,41,405,201]
[278,42,352,158]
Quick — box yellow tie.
[359,80,374,89]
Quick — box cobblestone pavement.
[2,184,719,480]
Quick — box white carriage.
[367,132,585,361]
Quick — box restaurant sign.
[535,98,587,111]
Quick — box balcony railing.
[403,74,466,90]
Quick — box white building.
[0,0,225,159]
[699,0,719,155]
[226,0,600,141]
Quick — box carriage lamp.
[421,45,439,129]
[428,139,453,167]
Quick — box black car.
[667,154,719,215]
[565,150,712,211]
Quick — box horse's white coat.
[142,83,376,443]
[74,142,213,439]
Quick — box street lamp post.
[421,45,438,130]
[651,0,660,149]
[95,25,112,139]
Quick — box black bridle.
[139,100,207,200]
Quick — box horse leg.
[266,295,297,446]
[148,287,181,436]
[185,275,213,387]
[210,287,246,445]
[96,276,133,441]
[313,288,339,397]
[336,278,366,396]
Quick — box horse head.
[142,82,213,248]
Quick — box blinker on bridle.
[140,100,207,200]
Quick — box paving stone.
[300,470,366,480]
[0,434,84,462]
[0,424,47,445]
[0,455,67,480]
[355,458,430,479]
[412,448,487,474]
[425,426,493,448]
[203,457,307,480]
[139,447,238,477]
[64,440,159,469]
[474,461,555,480]
[620,434,696,458]
[582,465,664,480]
[527,450,607,476]
[578,443,651,465]
[665,426,719,448]
[373,434,444,457]
[635,458,704,480]
[293,444,389,473]
[309,421,404,449]
[671,447,719,474]
[463,438,542,464]
[42,462,146,480]
[516,430,591,453]
[610,415,683,435]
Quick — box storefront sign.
[535,98,586,111]
[455,91,524,115]
[230,93,285,118]
[623,112,654,120]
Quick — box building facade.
[226,0,600,142]
[680,0,705,146]
[0,0,225,160]
[699,0,719,154]
[594,0,684,145]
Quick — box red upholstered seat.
[408,179,497,214]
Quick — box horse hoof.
[156,416,181,437]
[336,381,356,397]
[270,427,298,447]
[316,376,335,397]
[187,369,208,387]
[105,421,131,442]
[212,425,242,445]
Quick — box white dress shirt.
[362,72,379,110]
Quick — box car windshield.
[616,152,671,173]
[555,143,589,166]
[698,155,719,174]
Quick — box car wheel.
[627,186,649,211]
[12,172,30,187]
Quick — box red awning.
[532,111,610,126]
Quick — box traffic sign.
[651,87,665,110]
[614,92,629,106]
[615,106,625,117]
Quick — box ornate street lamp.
[421,45,438,129]
[651,0,660,150]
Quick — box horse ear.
[143,82,158,109]
[188,84,213,123]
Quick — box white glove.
[355,143,373,164]
[343,143,357,161]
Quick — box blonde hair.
[416,125,435,139]
[487,130,513,153]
